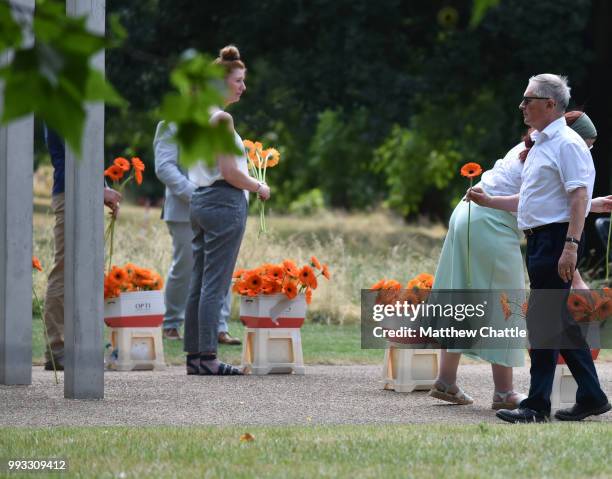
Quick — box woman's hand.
[465,186,491,207]
[590,195,612,213]
[257,183,271,201]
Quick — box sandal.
[491,390,526,410]
[186,355,200,375]
[429,379,474,405]
[199,361,243,376]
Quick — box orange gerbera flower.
[460,162,483,179]
[384,280,402,290]
[414,273,434,289]
[283,280,298,300]
[124,263,138,278]
[321,263,331,280]
[131,157,145,172]
[135,169,143,185]
[593,296,612,321]
[232,280,249,295]
[245,272,263,293]
[500,293,512,320]
[299,265,318,289]
[262,148,280,168]
[254,141,263,152]
[283,259,300,278]
[104,165,124,182]
[310,256,322,270]
[265,265,285,282]
[113,157,130,171]
[305,287,312,305]
[109,266,129,286]
[32,256,43,272]
[233,269,247,279]
[371,279,387,290]
[243,139,255,151]
[406,278,421,290]
[567,293,593,322]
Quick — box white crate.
[382,343,439,392]
[104,290,164,327]
[240,293,306,328]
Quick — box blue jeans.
[163,222,232,332]
[183,184,247,354]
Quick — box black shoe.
[496,407,549,424]
[44,359,64,371]
[554,402,611,421]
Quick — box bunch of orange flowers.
[233,256,331,304]
[567,289,612,322]
[370,273,434,305]
[243,139,281,234]
[104,156,145,186]
[104,263,164,299]
[104,156,145,273]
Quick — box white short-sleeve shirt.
[517,116,595,230]
[479,142,524,198]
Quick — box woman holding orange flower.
[183,45,269,376]
[429,111,610,410]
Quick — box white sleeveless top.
[188,129,250,200]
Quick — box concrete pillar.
[63,0,105,399]
[0,0,35,386]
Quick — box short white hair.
[528,74,571,112]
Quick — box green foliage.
[470,0,501,28]
[288,188,325,216]
[308,109,385,209]
[0,0,124,156]
[0,1,21,51]
[158,51,241,167]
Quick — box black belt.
[210,180,233,188]
[523,222,569,237]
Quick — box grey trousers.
[183,185,247,353]
[164,221,232,332]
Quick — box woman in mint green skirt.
[429,111,610,410]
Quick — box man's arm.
[153,122,197,202]
[466,186,519,212]
[558,187,588,283]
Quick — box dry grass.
[32,177,444,325]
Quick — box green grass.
[31,317,384,366]
[1,424,611,478]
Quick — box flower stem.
[467,178,473,288]
[33,289,58,385]
[606,211,612,283]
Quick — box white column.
[0,0,35,386]
[63,0,105,399]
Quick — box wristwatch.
[565,236,580,246]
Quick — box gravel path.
[1,364,611,427]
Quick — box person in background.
[42,126,122,370]
[153,122,242,345]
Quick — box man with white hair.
[470,74,610,423]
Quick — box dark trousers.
[522,222,608,413]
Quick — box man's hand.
[465,186,491,206]
[558,243,578,283]
[590,195,612,213]
[104,187,122,218]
